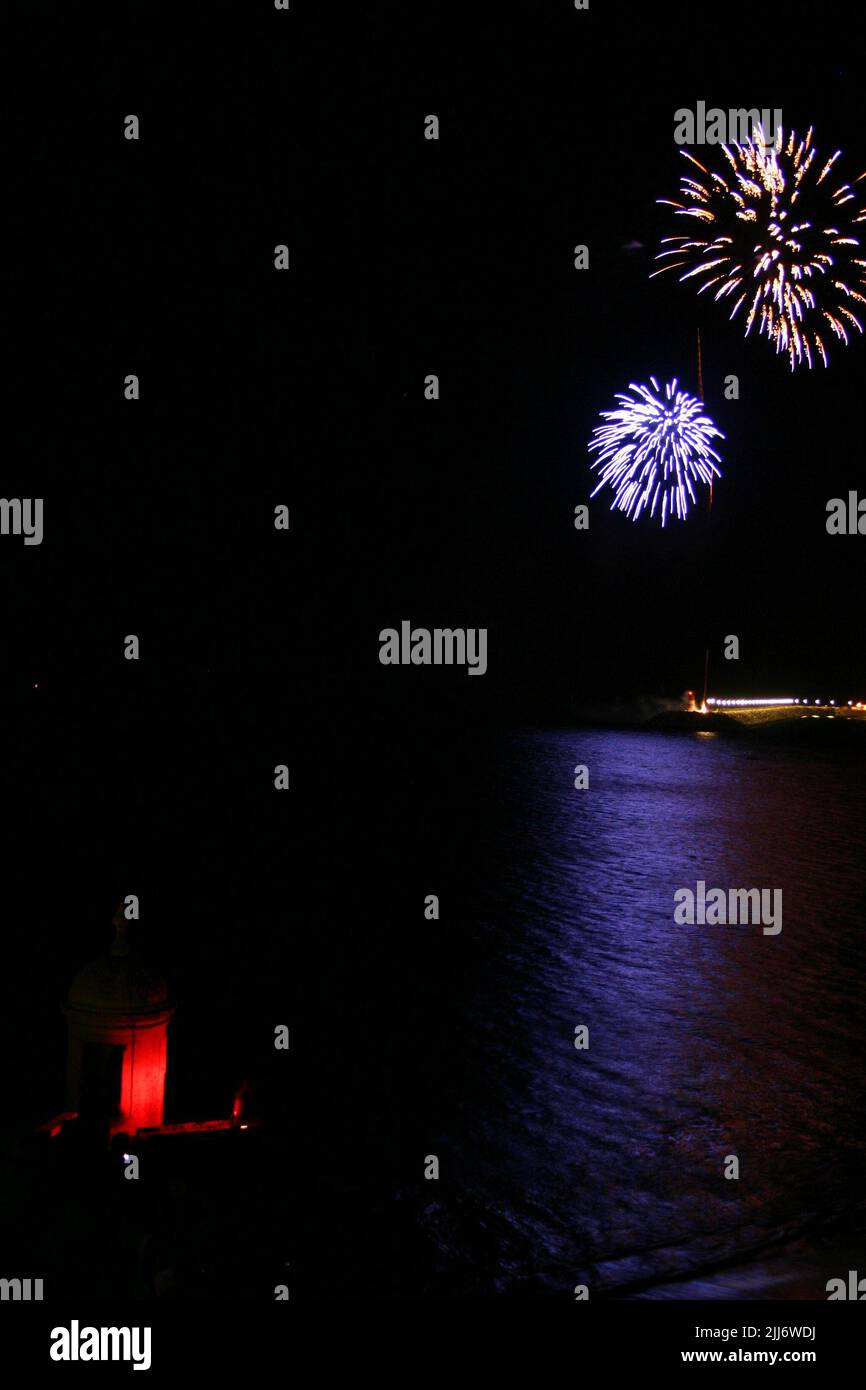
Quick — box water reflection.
[426,729,866,1295]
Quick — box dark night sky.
[1,0,863,1228]
[4,2,863,727]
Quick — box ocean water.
[352,727,866,1299]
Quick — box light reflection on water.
[424,729,866,1295]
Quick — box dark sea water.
[336,726,866,1299]
[6,706,865,1299]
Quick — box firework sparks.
[653,126,866,369]
[588,377,723,525]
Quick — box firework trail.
[653,126,866,369]
[588,377,723,525]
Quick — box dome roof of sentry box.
[66,914,172,1018]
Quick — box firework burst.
[653,126,866,368]
[588,377,723,525]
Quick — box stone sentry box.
[63,914,174,1139]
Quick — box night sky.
[5,3,864,724]
[2,0,864,1318]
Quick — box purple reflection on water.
[416,729,866,1297]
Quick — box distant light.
[706,696,861,713]
[239,1124,249,1130]
[705,697,795,708]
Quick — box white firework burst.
[588,377,723,525]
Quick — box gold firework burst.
[653,126,866,369]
